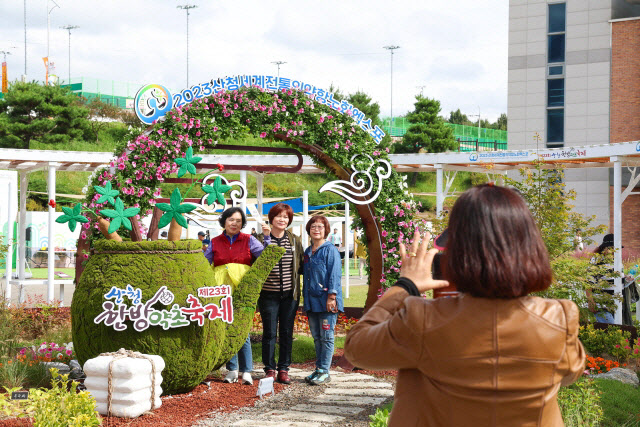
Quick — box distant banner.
[135,75,385,143]
[1,61,7,93]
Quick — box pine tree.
[0,81,89,149]
[393,95,457,154]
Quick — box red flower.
[48,199,56,208]
[216,163,224,171]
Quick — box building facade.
[508,0,640,248]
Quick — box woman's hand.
[399,230,450,293]
[261,222,271,237]
[327,294,338,313]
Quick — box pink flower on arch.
[260,132,267,138]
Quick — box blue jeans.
[595,311,615,324]
[307,311,338,372]
[226,335,253,373]
[258,290,298,372]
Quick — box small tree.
[86,97,121,143]
[0,81,89,148]
[504,163,613,318]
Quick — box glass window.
[548,79,565,107]
[548,34,565,63]
[548,3,566,33]
[549,65,563,76]
[547,109,564,145]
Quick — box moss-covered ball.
[71,239,283,394]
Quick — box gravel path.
[193,367,394,427]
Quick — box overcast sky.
[0,0,508,121]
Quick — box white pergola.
[2,141,639,322]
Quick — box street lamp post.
[271,61,286,78]
[46,0,59,84]
[383,45,400,136]
[60,25,79,86]
[177,4,197,88]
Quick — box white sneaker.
[224,370,238,383]
[241,372,253,385]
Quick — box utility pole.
[61,25,79,86]
[383,45,400,135]
[24,0,27,77]
[177,4,197,88]
[46,0,59,84]
[416,85,426,96]
[271,61,286,78]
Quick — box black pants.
[258,290,298,372]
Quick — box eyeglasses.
[226,219,243,224]
[310,225,324,230]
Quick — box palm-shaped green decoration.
[55,204,89,232]
[202,176,232,206]
[174,147,202,178]
[156,188,197,229]
[100,198,141,234]
[94,181,120,205]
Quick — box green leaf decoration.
[156,188,197,229]
[100,197,141,234]
[55,203,89,232]
[202,176,232,206]
[93,181,120,206]
[174,146,203,178]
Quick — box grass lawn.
[596,379,640,426]
[250,333,345,364]
[342,284,368,308]
[1,268,76,280]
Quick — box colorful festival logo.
[134,84,173,125]
[94,284,233,331]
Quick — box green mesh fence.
[381,117,508,150]
[62,77,143,109]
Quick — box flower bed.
[584,356,627,375]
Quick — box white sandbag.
[83,350,164,418]
[94,400,160,419]
[84,374,163,393]
[89,387,162,407]
[83,354,164,379]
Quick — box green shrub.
[30,368,101,427]
[579,324,633,362]
[558,377,603,427]
[369,401,393,427]
[0,386,33,421]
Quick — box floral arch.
[77,86,424,310]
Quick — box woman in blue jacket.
[303,215,343,385]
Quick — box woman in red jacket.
[204,207,270,385]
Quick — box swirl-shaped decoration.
[319,154,392,205]
[183,174,247,227]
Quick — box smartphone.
[432,252,443,280]
[432,251,459,298]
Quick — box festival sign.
[94,284,234,332]
[134,75,386,144]
[538,147,587,160]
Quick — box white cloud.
[0,0,508,121]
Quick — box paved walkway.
[195,368,394,427]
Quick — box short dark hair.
[218,207,247,229]
[444,184,552,298]
[268,203,294,226]
[306,215,331,238]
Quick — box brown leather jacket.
[344,290,585,427]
